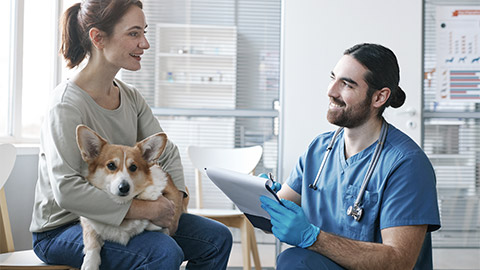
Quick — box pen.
[264,173,285,207]
[268,172,275,182]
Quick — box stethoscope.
[308,120,389,222]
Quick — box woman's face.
[102,5,150,71]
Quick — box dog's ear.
[137,133,168,165]
[76,125,107,162]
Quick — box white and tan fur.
[76,124,177,270]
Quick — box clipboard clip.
[264,173,285,207]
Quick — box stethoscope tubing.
[309,119,389,221]
[353,120,388,206]
[309,127,344,190]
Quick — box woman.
[29,1,232,269]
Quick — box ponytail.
[59,0,143,69]
[60,3,88,69]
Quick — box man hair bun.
[390,86,406,108]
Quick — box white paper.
[205,167,278,219]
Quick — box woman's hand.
[148,196,176,228]
[127,196,175,228]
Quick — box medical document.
[204,167,281,232]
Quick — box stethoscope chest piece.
[347,204,363,221]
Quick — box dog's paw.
[81,250,101,270]
[81,262,100,270]
[146,222,164,231]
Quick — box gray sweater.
[30,79,185,233]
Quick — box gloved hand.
[258,173,282,193]
[260,195,320,248]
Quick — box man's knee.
[276,247,345,270]
[277,248,302,270]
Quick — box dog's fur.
[76,125,181,270]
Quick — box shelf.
[151,107,279,118]
[157,53,235,59]
[155,23,237,109]
[423,111,480,119]
[157,80,234,86]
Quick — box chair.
[0,143,73,269]
[187,145,263,270]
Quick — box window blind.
[423,0,480,248]
[120,0,281,209]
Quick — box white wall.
[281,0,423,179]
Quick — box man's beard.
[326,95,372,128]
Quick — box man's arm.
[275,185,427,270]
[309,225,427,270]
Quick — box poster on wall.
[436,6,480,102]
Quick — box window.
[120,0,282,209]
[423,0,480,249]
[21,1,57,139]
[1,0,58,142]
[0,0,13,137]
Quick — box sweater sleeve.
[44,102,130,226]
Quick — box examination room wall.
[281,0,423,179]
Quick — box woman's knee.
[124,231,184,268]
[213,221,233,249]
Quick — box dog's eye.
[107,162,117,171]
[129,164,137,172]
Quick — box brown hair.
[344,43,406,117]
[60,0,143,68]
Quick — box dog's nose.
[118,181,130,196]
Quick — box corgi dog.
[76,124,180,270]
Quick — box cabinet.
[154,23,237,109]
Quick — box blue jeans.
[32,213,232,270]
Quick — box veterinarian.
[29,0,232,269]
[260,43,441,270]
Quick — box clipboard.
[204,167,283,232]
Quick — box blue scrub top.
[286,124,441,267]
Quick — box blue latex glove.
[260,195,320,248]
[258,173,282,193]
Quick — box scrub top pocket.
[342,184,379,241]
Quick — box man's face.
[326,55,374,128]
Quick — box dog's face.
[76,125,167,203]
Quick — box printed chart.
[436,6,480,102]
[449,70,480,100]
